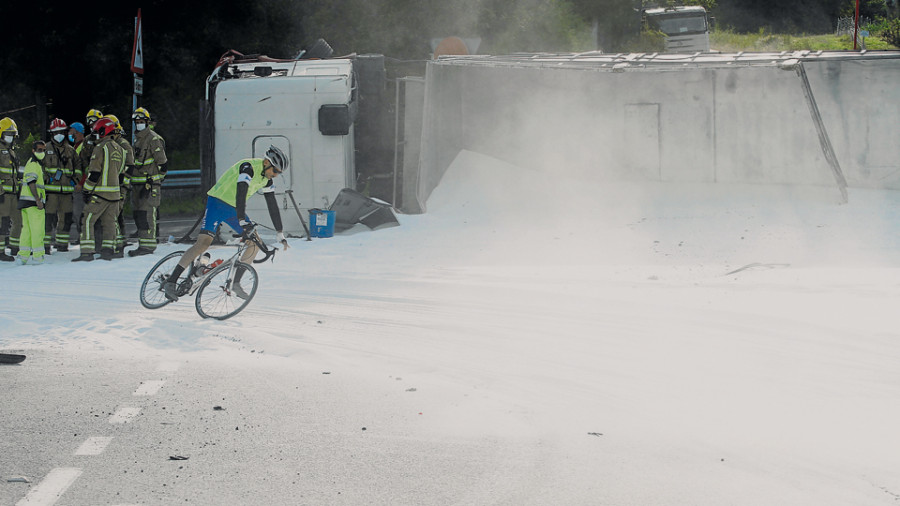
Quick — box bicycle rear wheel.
[194,261,259,320]
[140,251,186,309]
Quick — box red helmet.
[49,118,67,132]
[91,117,117,138]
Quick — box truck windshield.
[650,15,708,35]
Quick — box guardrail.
[162,169,202,188]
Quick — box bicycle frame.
[183,233,275,298]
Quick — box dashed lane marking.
[132,380,166,396]
[108,407,141,424]
[15,467,82,506]
[73,437,114,456]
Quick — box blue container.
[309,209,336,238]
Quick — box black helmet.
[265,145,288,172]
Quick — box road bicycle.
[139,229,276,320]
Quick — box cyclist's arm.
[235,162,253,220]
[263,186,283,232]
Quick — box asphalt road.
[0,347,542,506]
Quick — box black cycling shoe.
[163,281,179,302]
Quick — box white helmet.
[265,145,288,172]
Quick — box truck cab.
[643,6,711,53]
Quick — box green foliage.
[622,29,667,53]
[867,17,900,46]
[710,27,899,51]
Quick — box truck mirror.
[318,104,352,136]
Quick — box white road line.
[108,407,141,424]
[155,361,180,374]
[74,437,114,456]
[15,467,82,506]
[133,380,166,396]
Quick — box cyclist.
[163,145,290,301]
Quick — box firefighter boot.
[99,248,115,261]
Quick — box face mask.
[68,135,75,143]
[34,152,45,161]
[53,134,65,144]
[2,135,12,144]
[136,123,147,131]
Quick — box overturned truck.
[198,47,399,237]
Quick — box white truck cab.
[643,6,711,53]
[203,56,357,233]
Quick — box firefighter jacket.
[131,128,167,189]
[83,136,125,201]
[42,139,77,194]
[19,158,46,206]
[115,136,135,196]
[0,140,18,194]
[77,138,96,184]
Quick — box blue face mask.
[68,135,75,143]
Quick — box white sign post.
[131,9,144,142]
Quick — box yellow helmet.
[132,107,151,121]
[86,109,103,125]
[0,117,18,137]
[102,114,123,133]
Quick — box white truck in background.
[643,5,712,53]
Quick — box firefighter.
[0,117,21,261]
[69,122,86,245]
[102,114,135,258]
[74,109,103,247]
[128,107,167,256]
[72,117,124,262]
[43,118,78,253]
[16,140,47,265]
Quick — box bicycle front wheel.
[140,250,186,309]
[194,261,259,320]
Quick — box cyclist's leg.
[176,233,214,270]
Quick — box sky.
[2,148,900,504]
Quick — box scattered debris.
[7,476,30,483]
[169,456,189,461]
[213,406,225,411]
[361,427,367,431]
[322,372,331,375]
[587,432,603,437]
[405,388,417,392]
[724,262,791,276]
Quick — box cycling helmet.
[132,107,151,121]
[49,118,68,132]
[86,109,103,125]
[265,145,288,172]
[91,117,117,138]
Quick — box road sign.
[131,9,144,74]
[134,76,144,96]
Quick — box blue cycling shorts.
[200,197,251,236]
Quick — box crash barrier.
[162,169,202,189]
[414,51,900,210]
[308,209,336,238]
